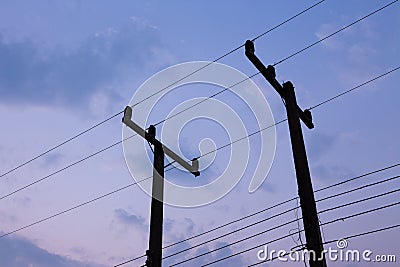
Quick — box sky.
[0,0,399,266]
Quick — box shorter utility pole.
[123,106,199,267]
[245,40,327,267]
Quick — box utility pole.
[122,106,199,267]
[245,40,327,267]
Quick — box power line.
[309,67,400,110]
[0,133,138,201]
[166,187,296,249]
[4,61,397,202]
[0,112,123,179]
[273,0,399,66]
[0,165,395,266]
[203,199,400,266]
[114,162,400,266]
[315,163,400,193]
[0,0,327,180]
[0,139,123,201]
[1,0,397,199]
[167,174,400,264]
[317,175,400,203]
[0,0,397,254]
[167,175,400,266]
[0,175,150,239]
[0,162,178,240]
[0,62,398,242]
[4,0,390,184]
[153,73,259,127]
[164,206,299,261]
[148,1,399,129]
[251,0,326,41]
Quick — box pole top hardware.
[123,106,200,177]
[245,41,314,129]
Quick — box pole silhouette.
[122,106,199,267]
[245,40,327,267]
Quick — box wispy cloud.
[114,208,146,229]
[0,235,104,267]
[0,20,172,109]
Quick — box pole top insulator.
[245,40,255,54]
[266,65,276,78]
[146,125,156,143]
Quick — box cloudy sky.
[0,1,399,266]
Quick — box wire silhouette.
[0,0,327,180]
[1,63,397,201]
[1,0,397,199]
[113,168,399,266]
[203,199,400,266]
[166,175,400,266]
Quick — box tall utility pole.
[245,40,327,267]
[123,106,199,267]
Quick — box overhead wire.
[273,0,399,66]
[0,175,150,239]
[0,112,123,179]
[203,198,400,266]
[166,175,400,266]
[309,67,400,110]
[0,0,327,180]
[0,1,399,264]
[3,0,393,184]
[0,67,398,240]
[2,51,397,202]
[115,162,400,265]
[168,174,400,263]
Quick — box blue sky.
[0,1,399,266]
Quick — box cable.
[167,189,296,249]
[113,162,400,266]
[113,163,400,265]
[273,0,399,66]
[0,163,395,266]
[0,133,138,201]
[0,175,150,239]
[143,0,399,130]
[153,73,259,127]
[168,176,400,266]
[0,3,397,265]
[114,161,400,265]
[251,0,326,41]
[2,2,398,199]
[0,1,327,180]
[6,0,388,186]
[164,206,300,261]
[0,66,397,253]
[113,255,145,267]
[2,127,395,245]
[170,216,301,266]
[4,62,399,199]
[317,175,400,203]
[115,195,299,266]
[248,223,400,266]
[203,199,400,266]
[0,111,123,179]
[289,198,307,267]
[0,160,178,241]
[309,67,400,110]
[315,163,400,193]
